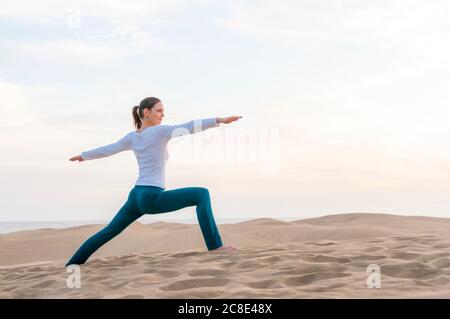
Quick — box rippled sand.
[1,213,449,298]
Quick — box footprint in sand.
[382,261,442,280]
[284,272,352,286]
[253,255,283,263]
[391,236,416,241]
[169,251,203,258]
[26,266,46,272]
[236,260,264,269]
[347,254,386,262]
[159,278,230,291]
[430,257,450,268]
[309,242,336,246]
[389,251,422,260]
[188,269,226,277]
[146,269,180,278]
[304,255,352,264]
[427,276,450,286]
[433,243,450,249]
[31,279,59,288]
[243,279,281,289]
[275,265,347,276]
[361,246,384,252]
[83,275,110,282]
[310,282,349,292]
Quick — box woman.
[66,97,241,266]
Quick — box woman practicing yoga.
[66,97,241,266]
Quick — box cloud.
[0,0,202,66]
[0,79,133,168]
[216,0,450,62]
[0,80,39,127]
[2,1,450,220]
[0,0,180,21]
[1,39,140,66]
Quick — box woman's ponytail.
[132,106,141,130]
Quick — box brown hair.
[132,97,161,129]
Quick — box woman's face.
[144,102,164,125]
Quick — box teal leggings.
[66,186,223,266]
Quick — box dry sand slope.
[1,213,450,298]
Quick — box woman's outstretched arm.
[216,116,242,124]
[69,132,133,162]
[164,116,242,140]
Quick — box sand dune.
[1,213,450,298]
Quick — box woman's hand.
[217,116,242,124]
[69,155,85,162]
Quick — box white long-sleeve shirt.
[80,118,220,189]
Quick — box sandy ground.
[1,213,449,298]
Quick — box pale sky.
[1,0,449,222]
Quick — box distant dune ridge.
[1,213,449,298]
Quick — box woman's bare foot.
[210,245,238,252]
